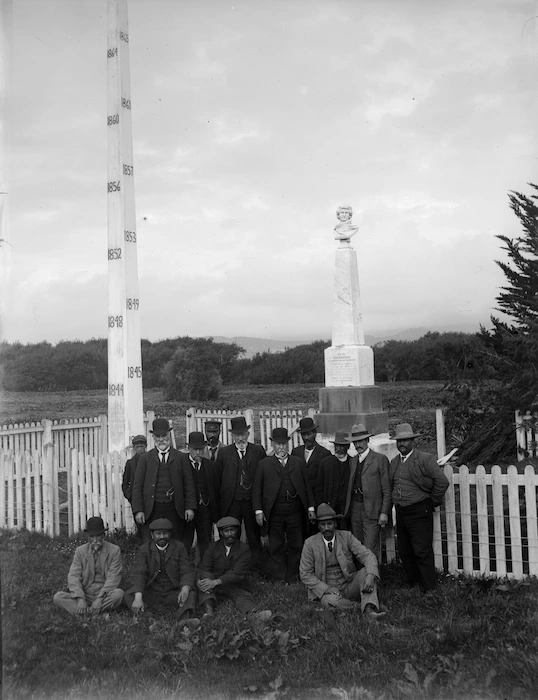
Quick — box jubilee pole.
[107,0,144,451]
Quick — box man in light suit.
[389,423,449,592]
[344,424,391,560]
[53,517,123,616]
[132,417,197,546]
[203,420,224,462]
[291,417,330,535]
[299,504,385,619]
[253,427,315,582]
[215,416,266,565]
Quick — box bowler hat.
[188,431,207,448]
[216,516,241,529]
[229,416,250,432]
[84,516,106,535]
[149,518,173,531]
[346,423,371,441]
[270,427,291,442]
[297,417,318,434]
[330,430,351,445]
[151,418,171,435]
[132,434,147,445]
[315,503,343,521]
[205,420,222,430]
[392,423,421,440]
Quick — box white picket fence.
[1,444,536,578]
[186,407,317,451]
[515,409,538,461]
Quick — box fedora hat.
[229,416,250,433]
[297,417,318,434]
[151,418,172,435]
[84,516,106,535]
[188,431,207,448]
[346,423,372,441]
[270,427,291,442]
[315,503,343,521]
[392,423,421,440]
[330,430,351,445]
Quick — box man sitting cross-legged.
[53,516,124,616]
[197,516,271,622]
[123,518,198,623]
[299,504,386,620]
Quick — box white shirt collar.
[399,449,414,463]
[323,535,336,548]
[358,448,370,463]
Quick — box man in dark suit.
[291,417,330,535]
[253,427,315,582]
[124,518,197,623]
[131,418,197,545]
[343,424,391,559]
[316,430,352,529]
[204,420,224,462]
[196,516,271,621]
[299,504,385,619]
[182,431,220,558]
[121,434,147,504]
[215,416,266,565]
[388,423,449,592]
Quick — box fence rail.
[1,444,536,579]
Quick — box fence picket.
[524,464,538,576]
[491,465,506,577]
[24,452,32,529]
[475,466,490,575]
[459,466,473,574]
[443,465,458,571]
[507,465,523,577]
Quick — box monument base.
[316,385,389,437]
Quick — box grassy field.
[3,528,537,700]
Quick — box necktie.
[328,541,333,553]
[160,452,167,464]
[210,447,217,461]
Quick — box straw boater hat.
[392,423,421,440]
[346,423,372,441]
[229,416,250,432]
[330,430,351,445]
[315,503,344,521]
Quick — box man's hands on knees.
[132,592,144,613]
[90,598,103,615]
[76,598,89,614]
[324,587,341,597]
[198,578,221,594]
[362,573,375,594]
[177,585,190,606]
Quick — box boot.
[202,600,215,618]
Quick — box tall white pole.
[107,0,144,452]
[0,0,12,338]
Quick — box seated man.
[197,516,271,621]
[299,504,386,620]
[124,518,197,622]
[53,516,123,616]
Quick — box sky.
[1,0,537,345]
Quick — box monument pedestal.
[317,385,389,436]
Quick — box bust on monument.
[334,205,359,242]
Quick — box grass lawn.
[2,529,537,700]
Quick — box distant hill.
[209,328,436,358]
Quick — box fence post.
[42,419,53,446]
[98,414,108,457]
[436,408,446,461]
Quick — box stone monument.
[317,205,389,437]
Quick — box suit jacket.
[130,538,195,593]
[291,443,331,503]
[66,540,122,600]
[181,453,220,523]
[252,455,315,523]
[131,447,197,520]
[315,455,350,513]
[122,453,142,502]
[198,538,252,587]
[299,530,379,601]
[389,449,449,507]
[344,450,391,520]
[204,441,224,462]
[216,442,267,515]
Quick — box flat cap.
[216,516,241,529]
[149,518,173,531]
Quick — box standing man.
[389,423,449,592]
[182,431,220,559]
[299,504,386,619]
[196,516,271,621]
[132,418,197,545]
[253,427,315,582]
[315,430,352,529]
[215,416,266,565]
[291,417,330,535]
[344,424,391,560]
[53,517,123,616]
[122,434,147,506]
[204,420,224,462]
[124,518,197,622]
